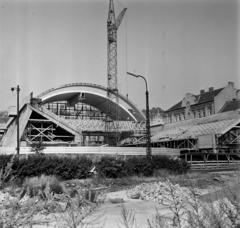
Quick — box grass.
[21,174,63,198]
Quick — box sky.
[0,0,240,112]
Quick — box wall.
[0,146,180,157]
[214,82,235,114]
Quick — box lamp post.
[11,85,20,155]
[127,72,151,159]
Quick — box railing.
[190,160,240,170]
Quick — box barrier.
[0,147,180,156]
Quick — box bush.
[21,174,63,198]
[0,155,12,169]
[152,155,190,174]
[0,154,190,182]
[96,156,126,178]
[125,157,154,177]
[11,155,93,181]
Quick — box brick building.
[164,82,240,124]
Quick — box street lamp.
[127,72,152,159]
[11,85,20,155]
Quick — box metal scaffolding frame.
[24,119,74,144]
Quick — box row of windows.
[165,107,212,123]
[44,101,106,120]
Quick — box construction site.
[0,0,240,170]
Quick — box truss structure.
[60,116,146,134]
[106,0,127,145]
[217,125,240,151]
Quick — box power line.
[115,0,125,9]
[125,11,128,99]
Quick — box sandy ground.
[91,190,174,228]
[32,190,179,228]
[21,187,227,228]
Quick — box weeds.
[21,174,63,198]
[0,155,15,189]
[117,204,141,228]
[120,170,240,228]
[0,182,106,227]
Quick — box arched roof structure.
[37,83,145,122]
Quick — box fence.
[0,146,180,156]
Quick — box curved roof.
[37,83,146,122]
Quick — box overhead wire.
[115,0,126,9]
[125,11,128,99]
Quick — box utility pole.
[11,85,20,155]
[127,72,152,159]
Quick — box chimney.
[228,82,234,87]
[209,87,214,92]
[200,90,205,94]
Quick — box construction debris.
[127,180,196,206]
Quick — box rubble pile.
[127,180,192,205]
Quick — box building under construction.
[0,0,240,168]
[120,82,240,168]
[0,83,146,148]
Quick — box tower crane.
[106,0,127,145]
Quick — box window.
[195,111,199,118]
[192,111,195,118]
[208,107,212,115]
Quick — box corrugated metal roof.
[152,118,237,142]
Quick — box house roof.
[197,88,224,103]
[166,101,182,112]
[166,88,224,112]
[220,100,240,113]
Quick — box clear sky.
[0,0,239,112]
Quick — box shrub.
[0,155,15,188]
[125,156,154,177]
[29,139,46,155]
[0,154,190,183]
[152,155,190,174]
[96,156,126,178]
[0,155,12,168]
[53,156,93,180]
[11,155,93,181]
[21,174,63,198]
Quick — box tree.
[29,139,46,155]
[0,110,8,117]
[142,107,164,118]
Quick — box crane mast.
[106,0,127,145]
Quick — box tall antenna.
[106,0,127,145]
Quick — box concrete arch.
[37,83,145,122]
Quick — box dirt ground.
[1,171,239,228]
[90,190,179,228]
[88,171,239,228]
